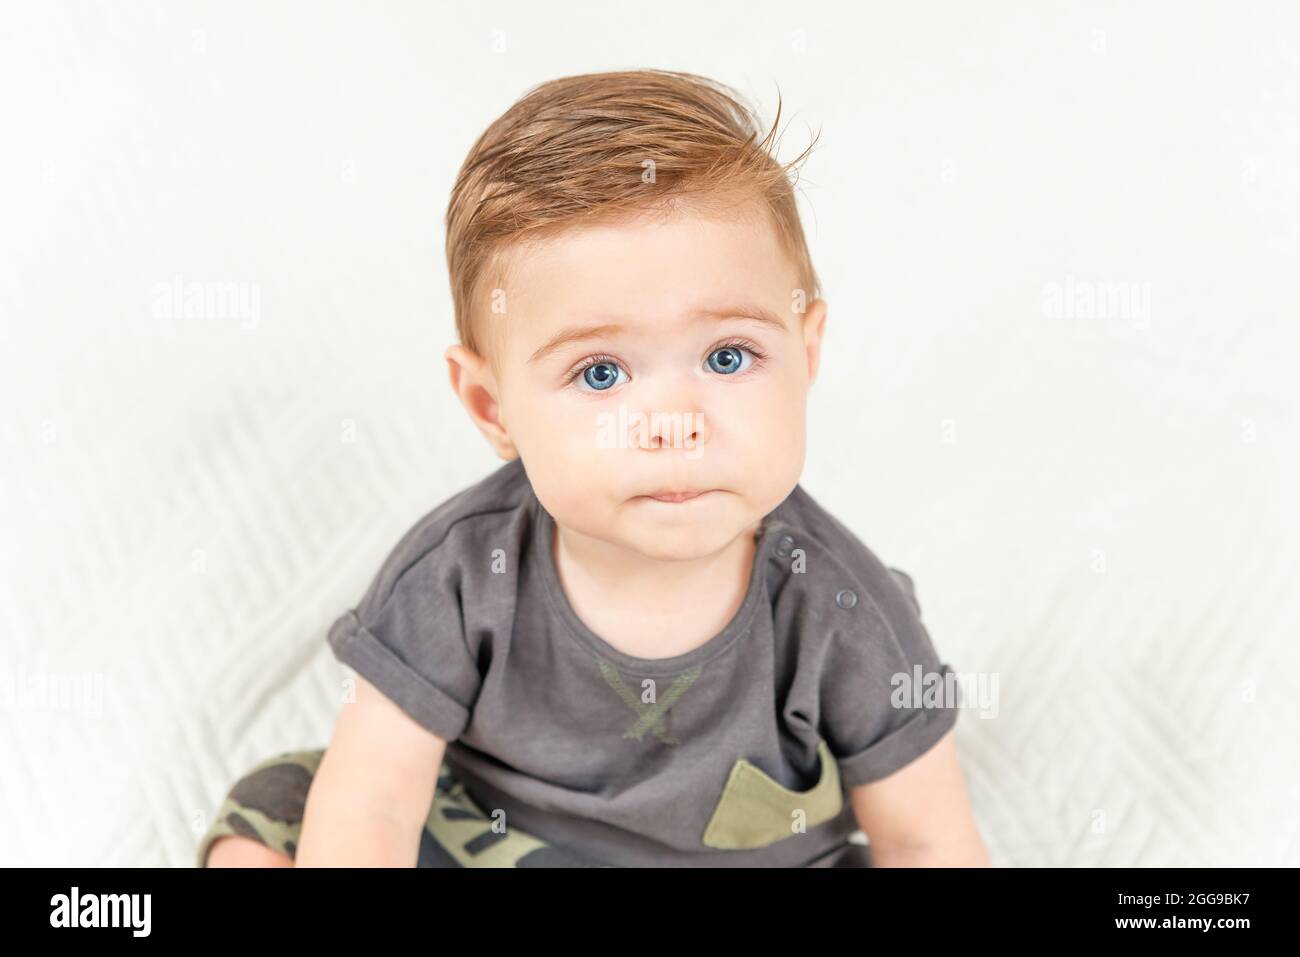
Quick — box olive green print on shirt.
[595,658,703,745]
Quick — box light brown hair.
[444,68,821,367]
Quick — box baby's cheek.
[730,384,804,443]
[740,391,806,486]
[536,422,618,496]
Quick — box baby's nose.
[638,406,709,454]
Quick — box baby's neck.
[552,520,762,660]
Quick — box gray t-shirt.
[327,457,960,867]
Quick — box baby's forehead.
[498,217,796,315]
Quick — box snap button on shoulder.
[775,534,795,557]
[835,588,858,609]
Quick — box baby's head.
[444,69,827,563]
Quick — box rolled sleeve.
[326,534,482,744]
[327,611,471,742]
[834,662,961,788]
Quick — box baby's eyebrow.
[527,303,786,365]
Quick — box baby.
[200,68,988,868]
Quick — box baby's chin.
[605,492,758,562]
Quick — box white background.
[1,1,1297,866]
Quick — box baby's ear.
[800,298,828,385]
[444,344,518,460]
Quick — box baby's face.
[466,200,826,563]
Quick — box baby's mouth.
[640,489,715,504]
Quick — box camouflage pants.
[196,749,608,867]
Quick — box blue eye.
[579,361,626,391]
[706,345,753,375]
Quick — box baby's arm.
[295,673,446,867]
[848,728,990,867]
